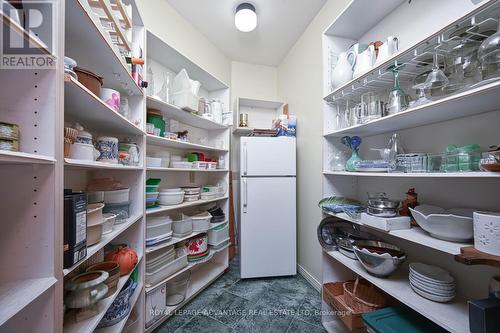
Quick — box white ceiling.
[167,0,327,66]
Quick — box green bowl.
[146,185,159,193]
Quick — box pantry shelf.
[146,134,229,152]
[65,158,143,170]
[323,171,500,178]
[145,255,228,333]
[325,250,468,333]
[63,213,143,276]
[0,277,58,326]
[94,282,143,333]
[145,244,229,291]
[63,257,143,333]
[65,0,143,96]
[145,196,228,216]
[146,96,229,130]
[0,150,56,165]
[146,167,228,172]
[324,80,500,138]
[145,220,229,254]
[65,76,144,136]
[232,127,254,135]
[330,213,469,255]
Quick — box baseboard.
[297,264,321,292]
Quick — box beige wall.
[277,0,350,282]
[136,0,231,85]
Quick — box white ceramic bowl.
[410,205,474,242]
[474,211,500,256]
[104,188,130,204]
[158,191,184,206]
[146,156,162,168]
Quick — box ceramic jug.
[375,36,399,66]
[331,51,355,88]
[353,44,376,78]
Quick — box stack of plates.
[409,263,456,303]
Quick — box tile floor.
[155,257,326,333]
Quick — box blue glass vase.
[346,149,361,171]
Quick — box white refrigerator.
[239,136,297,278]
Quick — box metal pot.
[367,206,398,217]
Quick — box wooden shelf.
[325,250,468,333]
[146,196,228,216]
[324,80,500,138]
[65,158,143,170]
[0,150,55,165]
[330,212,470,255]
[146,167,228,173]
[323,171,500,178]
[64,257,143,333]
[0,277,57,326]
[145,220,228,254]
[455,246,500,268]
[94,282,143,333]
[63,214,143,276]
[146,134,228,152]
[65,76,144,136]
[146,96,228,131]
[65,0,143,96]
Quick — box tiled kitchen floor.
[155,257,326,333]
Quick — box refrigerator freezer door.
[241,137,296,176]
[240,177,296,278]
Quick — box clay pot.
[105,247,138,276]
[64,271,109,309]
[86,261,120,297]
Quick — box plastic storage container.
[208,223,229,245]
[102,213,117,235]
[146,157,162,168]
[103,201,130,223]
[104,188,130,204]
[146,216,172,239]
[165,269,191,306]
[443,144,481,172]
[158,190,184,205]
[87,191,104,203]
[145,254,188,287]
[172,215,193,237]
[191,212,212,232]
[171,89,198,112]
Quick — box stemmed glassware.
[386,65,409,115]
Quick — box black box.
[64,189,87,269]
[469,297,500,333]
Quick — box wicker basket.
[343,277,388,313]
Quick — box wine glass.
[423,52,449,90]
[386,65,409,115]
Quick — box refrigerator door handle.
[242,178,248,213]
[242,142,248,176]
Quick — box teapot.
[353,44,376,78]
[331,51,355,88]
[375,36,399,67]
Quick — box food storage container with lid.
[145,254,188,287]
[172,215,193,237]
[190,212,212,232]
[208,223,229,245]
[102,213,117,235]
[103,201,130,223]
[165,269,191,305]
[146,156,162,168]
[87,191,104,203]
[104,188,130,204]
[158,190,184,206]
[146,216,172,239]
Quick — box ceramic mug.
[69,142,100,161]
[474,211,500,256]
[96,136,119,164]
[100,88,120,112]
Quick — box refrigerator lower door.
[240,176,296,278]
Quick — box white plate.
[410,282,455,302]
[409,277,455,296]
[409,262,455,284]
[409,274,455,290]
[355,167,389,172]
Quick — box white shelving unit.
[0,1,64,332]
[144,29,231,332]
[233,97,284,134]
[321,1,500,333]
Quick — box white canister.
[69,142,100,161]
[96,136,119,164]
[473,211,500,256]
[100,88,120,112]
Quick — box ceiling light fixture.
[235,3,257,32]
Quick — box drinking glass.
[386,66,409,115]
[361,91,385,122]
